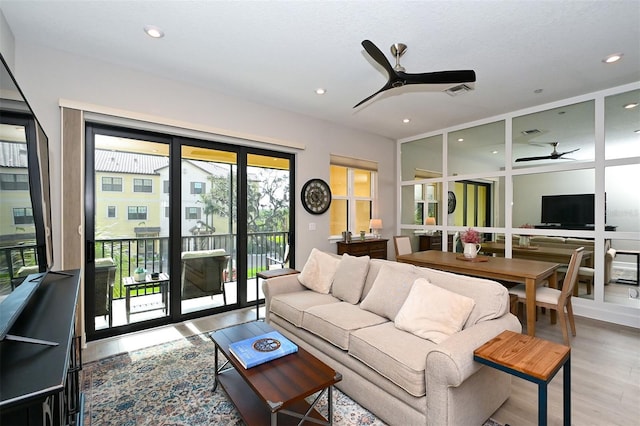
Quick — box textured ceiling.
[1,0,639,141]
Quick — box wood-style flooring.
[84,308,640,426]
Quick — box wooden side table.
[256,268,299,321]
[474,330,571,426]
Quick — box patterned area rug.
[82,333,503,425]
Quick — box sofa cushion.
[302,302,388,350]
[298,248,341,294]
[411,267,509,327]
[331,254,370,304]
[360,264,418,320]
[395,278,476,344]
[349,322,437,397]
[270,290,340,327]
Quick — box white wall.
[7,41,396,267]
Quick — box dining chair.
[393,236,413,258]
[509,247,585,346]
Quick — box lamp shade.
[425,217,436,226]
[369,219,383,230]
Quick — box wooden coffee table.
[209,321,342,425]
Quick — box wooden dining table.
[396,250,560,337]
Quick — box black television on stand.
[539,193,612,230]
[0,54,58,345]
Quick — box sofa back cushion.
[359,264,418,320]
[331,253,370,304]
[298,248,341,294]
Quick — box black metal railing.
[94,231,289,300]
[0,243,39,293]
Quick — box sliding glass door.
[85,124,294,341]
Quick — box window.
[329,155,378,236]
[133,178,153,193]
[1,173,29,190]
[190,182,205,194]
[128,206,147,220]
[163,180,169,193]
[102,176,122,191]
[164,206,169,217]
[185,206,201,220]
[13,207,34,224]
[107,206,116,218]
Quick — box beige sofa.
[263,249,521,426]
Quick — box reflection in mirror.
[512,100,594,165]
[400,134,442,181]
[448,120,504,175]
[0,55,52,295]
[606,238,640,308]
[512,169,595,229]
[449,177,505,227]
[605,164,640,233]
[605,89,640,160]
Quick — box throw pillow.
[297,248,341,294]
[359,264,417,320]
[394,278,476,344]
[331,254,370,304]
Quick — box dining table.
[396,250,561,337]
[479,242,593,266]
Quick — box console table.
[0,269,82,426]
[336,238,388,259]
[419,234,454,251]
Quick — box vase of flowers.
[461,228,482,258]
[519,223,533,247]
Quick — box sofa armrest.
[262,274,304,321]
[426,314,522,387]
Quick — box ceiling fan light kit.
[354,40,477,108]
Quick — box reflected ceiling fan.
[354,40,476,108]
[515,142,580,162]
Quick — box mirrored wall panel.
[605,89,640,160]
[448,120,505,176]
[449,177,505,227]
[400,134,442,181]
[512,100,595,166]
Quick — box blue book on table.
[229,331,298,369]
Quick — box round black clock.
[447,191,457,214]
[301,178,332,215]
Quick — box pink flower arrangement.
[461,228,481,244]
[520,223,534,229]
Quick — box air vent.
[445,84,474,97]
[521,129,541,136]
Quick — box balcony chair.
[267,244,290,270]
[181,249,229,303]
[94,257,116,326]
[393,236,413,258]
[510,247,584,346]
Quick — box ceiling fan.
[354,40,476,108]
[515,142,580,162]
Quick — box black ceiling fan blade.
[558,148,580,157]
[515,155,553,162]
[399,70,477,85]
[353,81,394,108]
[361,40,397,79]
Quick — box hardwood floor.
[84,308,639,426]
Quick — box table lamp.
[425,217,436,235]
[369,219,383,239]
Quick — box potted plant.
[134,267,147,281]
[461,228,482,258]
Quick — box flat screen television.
[540,193,597,226]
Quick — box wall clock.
[301,178,332,215]
[447,191,457,214]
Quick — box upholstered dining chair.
[393,236,413,258]
[510,247,584,346]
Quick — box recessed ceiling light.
[492,150,498,154]
[315,88,326,95]
[635,129,640,134]
[602,53,623,63]
[534,89,543,94]
[623,102,638,109]
[402,118,411,124]
[457,138,464,142]
[144,25,165,38]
